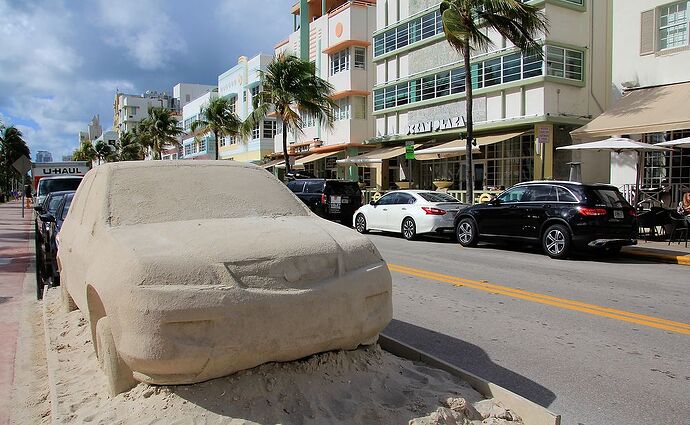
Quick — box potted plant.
[433,178,454,190]
[357,180,367,189]
[396,179,411,189]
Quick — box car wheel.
[402,217,416,240]
[542,224,571,259]
[456,218,479,247]
[35,236,44,300]
[355,214,368,233]
[95,317,137,395]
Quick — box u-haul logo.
[43,167,82,175]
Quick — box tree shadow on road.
[383,319,558,409]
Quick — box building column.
[300,0,309,60]
[534,123,554,180]
[322,0,326,15]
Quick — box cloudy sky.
[0,0,293,161]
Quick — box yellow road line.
[388,263,690,336]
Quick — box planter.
[396,181,411,189]
[433,180,453,190]
[357,182,367,190]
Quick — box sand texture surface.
[44,289,523,425]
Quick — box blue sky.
[0,0,293,161]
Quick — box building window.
[263,120,277,138]
[252,122,260,139]
[219,136,226,147]
[251,85,261,103]
[643,130,690,187]
[199,139,207,152]
[243,91,247,102]
[372,48,550,111]
[184,144,192,156]
[330,48,350,75]
[374,10,443,57]
[302,112,316,128]
[545,46,583,81]
[658,1,689,50]
[333,98,350,121]
[353,96,367,119]
[354,47,366,69]
[185,94,191,102]
[228,96,237,114]
[485,134,535,188]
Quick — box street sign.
[12,155,32,175]
[405,141,415,160]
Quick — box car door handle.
[402,208,407,210]
[382,208,388,211]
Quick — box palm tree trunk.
[214,131,220,160]
[282,120,291,176]
[463,43,474,205]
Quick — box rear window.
[46,194,66,214]
[37,178,82,196]
[61,195,74,220]
[286,181,305,193]
[325,181,361,196]
[418,192,460,203]
[304,181,325,193]
[591,188,631,207]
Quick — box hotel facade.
[354,0,612,199]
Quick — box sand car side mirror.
[40,213,55,223]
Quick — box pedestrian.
[677,192,690,223]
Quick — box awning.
[414,131,524,160]
[336,145,420,166]
[295,151,336,167]
[571,81,690,140]
[261,159,284,169]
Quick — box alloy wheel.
[355,215,366,233]
[458,222,473,244]
[545,229,565,255]
[402,219,415,240]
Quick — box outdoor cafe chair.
[668,212,689,248]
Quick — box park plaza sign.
[406,116,466,135]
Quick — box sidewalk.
[0,201,32,425]
[621,240,690,266]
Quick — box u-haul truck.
[32,161,90,205]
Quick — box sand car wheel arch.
[95,316,137,395]
[61,284,77,312]
[86,285,106,358]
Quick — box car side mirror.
[369,200,377,206]
[34,205,44,212]
[40,213,55,223]
[489,198,501,205]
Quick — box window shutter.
[640,9,655,55]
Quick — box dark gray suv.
[454,181,637,259]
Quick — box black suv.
[287,179,362,226]
[454,181,637,259]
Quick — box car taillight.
[578,207,607,216]
[321,194,326,205]
[422,207,446,215]
[628,209,637,217]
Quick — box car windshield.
[326,181,360,196]
[109,165,308,226]
[591,188,631,207]
[46,194,65,214]
[60,195,74,220]
[418,192,460,203]
[37,178,82,196]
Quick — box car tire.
[542,224,571,259]
[35,235,44,300]
[95,317,137,395]
[355,213,368,233]
[456,218,479,247]
[402,217,416,241]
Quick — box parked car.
[43,192,74,287]
[33,190,73,299]
[353,190,467,240]
[454,181,637,259]
[34,175,82,207]
[286,179,362,226]
[57,161,392,395]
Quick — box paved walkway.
[623,239,690,266]
[0,201,32,425]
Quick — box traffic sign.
[12,155,32,175]
[405,141,415,160]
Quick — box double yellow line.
[388,263,690,336]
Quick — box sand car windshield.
[108,165,308,226]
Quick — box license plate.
[341,197,349,204]
[330,196,341,212]
[613,210,624,219]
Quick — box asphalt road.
[369,232,690,425]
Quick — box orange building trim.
[322,39,371,54]
[274,38,289,49]
[330,90,371,100]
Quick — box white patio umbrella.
[557,137,671,205]
[654,136,690,148]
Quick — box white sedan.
[353,190,467,240]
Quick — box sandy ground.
[35,287,523,425]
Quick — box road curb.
[42,287,63,424]
[620,248,690,266]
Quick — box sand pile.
[44,289,522,425]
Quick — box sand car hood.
[107,215,383,289]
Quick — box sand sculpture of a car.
[57,161,392,395]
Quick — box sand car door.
[369,192,397,230]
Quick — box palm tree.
[140,107,182,159]
[247,54,336,175]
[118,130,144,161]
[72,140,97,166]
[190,97,243,160]
[440,0,547,203]
[94,140,116,164]
[0,125,31,194]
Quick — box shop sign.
[536,124,552,144]
[406,116,465,135]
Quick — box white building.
[360,0,612,196]
[173,83,217,109]
[270,0,377,182]
[217,54,277,162]
[113,91,176,135]
[181,90,219,160]
[36,151,53,163]
[572,0,690,206]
